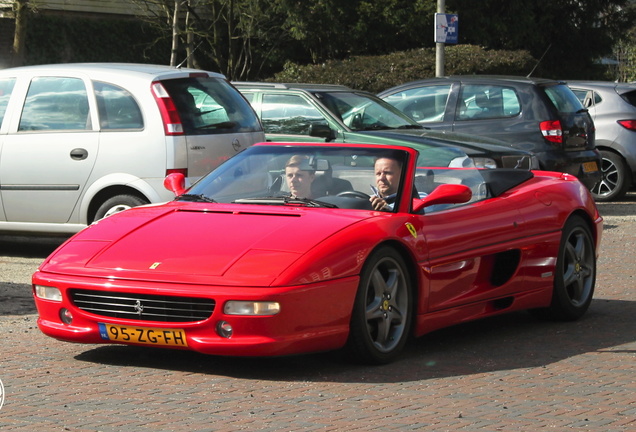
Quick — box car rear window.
[543,84,585,114]
[161,77,261,135]
[620,89,636,107]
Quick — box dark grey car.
[568,81,636,201]
[378,76,601,190]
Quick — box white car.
[0,63,264,234]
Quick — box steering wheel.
[337,191,370,200]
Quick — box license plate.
[98,323,188,347]
[582,161,599,173]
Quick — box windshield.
[314,91,422,132]
[182,143,480,212]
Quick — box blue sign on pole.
[435,13,458,44]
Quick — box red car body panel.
[32,143,602,358]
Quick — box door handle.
[70,148,88,160]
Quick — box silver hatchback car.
[568,81,636,201]
[0,63,264,234]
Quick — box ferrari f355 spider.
[33,142,602,364]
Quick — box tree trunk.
[12,0,29,67]
[170,0,181,66]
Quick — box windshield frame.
[184,143,423,212]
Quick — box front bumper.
[33,271,359,357]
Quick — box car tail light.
[151,81,184,136]
[617,120,636,131]
[540,120,563,144]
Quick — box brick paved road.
[0,198,634,432]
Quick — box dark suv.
[378,76,601,189]
[234,82,538,171]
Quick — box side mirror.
[412,183,472,213]
[309,124,337,141]
[164,173,187,196]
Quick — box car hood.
[40,203,373,286]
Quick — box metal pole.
[436,0,445,77]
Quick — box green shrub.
[271,45,537,93]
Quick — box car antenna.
[176,41,203,69]
[526,44,552,78]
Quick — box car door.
[0,77,17,222]
[450,83,533,146]
[411,185,533,312]
[0,75,99,224]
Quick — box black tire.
[544,215,596,321]
[344,246,413,364]
[93,194,148,222]
[591,150,630,202]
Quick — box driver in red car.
[285,155,316,198]
[370,156,402,211]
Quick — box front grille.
[69,289,215,323]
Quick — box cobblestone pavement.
[0,196,634,432]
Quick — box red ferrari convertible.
[33,142,602,364]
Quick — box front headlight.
[224,301,281,316]
[34,285,62,301]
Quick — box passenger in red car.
[370,156,402,211]
[285,155,316,198]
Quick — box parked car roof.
[1,62,227,79]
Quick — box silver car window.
[19,77,91,131]
[94,81,143,130]
[0,78,16,128]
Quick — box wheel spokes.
[364,262,408,352]
[563,231,593,306]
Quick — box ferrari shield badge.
[405,222,417,238]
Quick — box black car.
[234,82,538,170]
[378,76,601,189]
